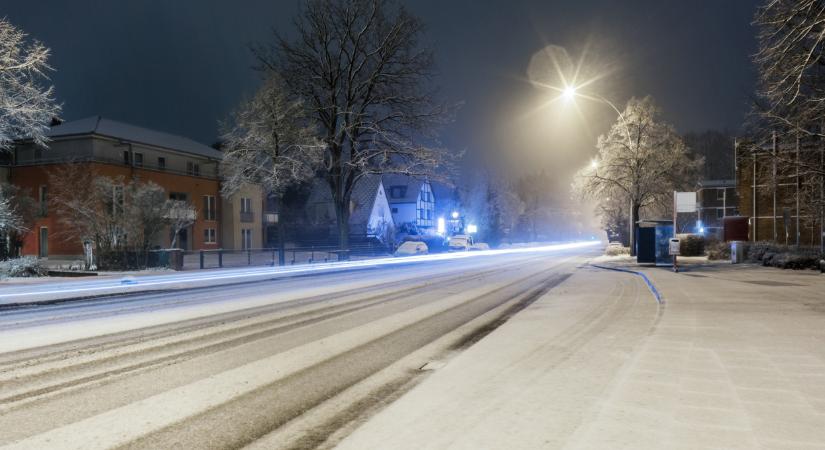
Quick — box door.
[39,227,48,258]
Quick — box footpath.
[337,258,825,450]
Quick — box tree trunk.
[277,196,286,266]
[334,198,350,252]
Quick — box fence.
[182,243,390,270]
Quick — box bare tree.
[0,18,61,151]
[751,1,825,248]
[50,164,183,267]
[573,97,702,255]
[167,200,195,249]
[48,162,100,250]
[253,0,457,249]
[753,0,825,137]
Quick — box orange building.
[9,116,263,260]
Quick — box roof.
[307,175,384,227]
[45,116,223,160]
[382,174,428,203]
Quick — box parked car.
[394,241,429,257]
[607,241,623,249]
[448,234,473,252]
[469,242,490,251]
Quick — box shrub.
[604,245,630,256]
[0,256,47,278]
[706,240,730,260]
[679,234,705,256]
[745,241,823,270]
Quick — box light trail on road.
[0,241,600,304]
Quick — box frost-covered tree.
[0,183,36,258]
[253,0,457,249]
[221,75,322,196]
[167,200,195,249]
[574,97,702,255]
[0,18,60,151]
[220,74,322,256]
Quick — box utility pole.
[796,131,800,246]
[772,131,777,242]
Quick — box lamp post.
[562,86,637,255]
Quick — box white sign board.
[675,192,696,213]
[669,238,681,255]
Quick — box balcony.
[240,211,254,223]
[263,212,279,224]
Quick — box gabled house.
[305,175,394,242]
[382,175,436,231]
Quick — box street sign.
[669,238,681,255]
[674,192,696,213]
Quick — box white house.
[382,175,436,230]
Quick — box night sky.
[3,0,760,186]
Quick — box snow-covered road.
[0,245,597,449]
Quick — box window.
[123,150,131,165]
[241,229,252,250]
[390,186,407,199]
[157,157,166,170]
[717,188,725,200]
[203,195,216,221]
[187,162,200,176]
[717,208,725,219]
[170,192,187,202]
[134,153,143,167]
[203,228,216,244]
[391,207,398,214]
[240,197,252,213]
[34,148,43,160]
[38,185,48,216]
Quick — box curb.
[589,263,664,304]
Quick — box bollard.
[247,249,251,265]
[218,249,223,268]
[199,250,204,269]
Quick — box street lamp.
[560,85,638,256]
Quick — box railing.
[182,243,391,270]
[239,211,254,223]
[13,155,220,180]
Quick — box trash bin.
[731,241,745,264]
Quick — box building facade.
[382,175,436,230]
[696,179,737,239]
[10,116,264,259]
[736,136,824,247]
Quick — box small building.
[696,179,737,239]
[382,175,436,231]
[305,175,394,243]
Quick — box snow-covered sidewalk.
[337,259,825,449]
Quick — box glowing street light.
[467,224,478,234]
[451,211,459,219]
[562,85,576,102]
[590,158,598,170]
